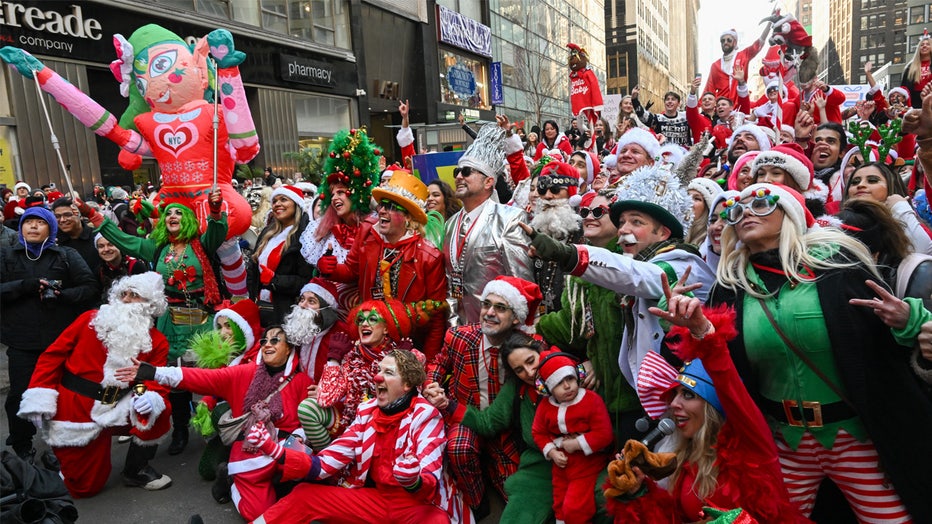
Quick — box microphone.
[640,418,675,449]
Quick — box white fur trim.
[300,282,337,308]
[888,87,910,104]
[688,178,724,209]
[577,435,594,456]
[129,391,166,432]
[481,280,529,324]
[46,420,102,447]
[615,128,660,160]
[154,366,183,388]
[720,29,738,40]
[543,365,577,393]
[18,388,58,418]
[728,125,772,156]
[542,442,557,459]
[396,127,414,148]
[751,150,811,191]
[804,177,829,203]
[90,395,132,428]
[271,186,308,213]
[503,133,524,156]
[14,182,31,192]
[215,309,255,350]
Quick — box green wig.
[149,203,200,245]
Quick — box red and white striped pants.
[776,429,911,523]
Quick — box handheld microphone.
[640,418,675,449]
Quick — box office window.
[911,6,925,24]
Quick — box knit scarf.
[240,362,289,452]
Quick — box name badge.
[451,272,464,299]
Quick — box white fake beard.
[283,305,322,346]
[92,301,154,360]
[530,198,582,241]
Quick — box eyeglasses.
[480,299,513,313]
[579,205,610,219]
[536,175,576,196]
[721,189,780,225]
[355,311,385,325]
[377,199,407,213]
[259,337,283,346]
[54,212,76,221]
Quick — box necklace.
[163,242,196,295]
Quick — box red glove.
[74,198,103,227]
[393,453,422,489]
[208,188,223,215]
[326,332,354,362]
[259,264,274,286]
[317,255,337,276]
[245,422,283,460]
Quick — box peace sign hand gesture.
[848,280,911,330]
[647,266,713,339]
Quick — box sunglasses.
[378,199,407,213]
[721,189,780,225]
[259,337,283,346]
[454,167,480,179]
[536,175,576,196]
[579,205,610,219]
[356,311,385,325]
[481,299,513,313]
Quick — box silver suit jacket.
[443,199,533,325]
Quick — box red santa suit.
[532,388,614,524]
[17,309,171,497]
[704,38,765,106]
[163,350,312,520]
[254,396,471,524]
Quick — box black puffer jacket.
[1,243,98,352]
[248,214,314,325]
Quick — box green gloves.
[530,229,578,272]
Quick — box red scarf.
[190,238,221,307]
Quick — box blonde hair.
[717,215,880,298]
[253,204,305,262]
[904,41,929,84]
[669,402,724,500]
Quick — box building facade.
[815,0,907,86]
[603,0,698,109]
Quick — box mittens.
[206,29,246,68]
[393,453,421,490]
[245,422,283,459]
[315,364,347,408]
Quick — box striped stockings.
[217,238,248,297]
[776,429,911,523]
[296,397,337,451]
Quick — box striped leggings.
[777,429,911,523]
[296,397,337,451]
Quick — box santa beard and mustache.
[530,197,582,242]
[283,305,323,346]
[92,301,155,361]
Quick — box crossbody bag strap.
[756,298,857,411]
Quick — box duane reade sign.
[0,2,103,40]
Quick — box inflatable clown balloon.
[0,24,256,238]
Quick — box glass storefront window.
[295,94,351,138]
[439,48,491,110]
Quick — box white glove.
[27,413,46,429]
[133,394,153,415]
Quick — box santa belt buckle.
[782,399,823,428]
[169,306,208,325]
[100,385,123,405]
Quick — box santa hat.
[294,182,317,197]
[727,124,772,158]
[603,154,618,170]
[688,177,724,211]
[572,150,600,185]
[481,276,543,333]
[566,42,588,58]
[736,183,816,235]
[109,272,168,318]
[300,278,338,310]
[727,151,760,190]
[214,299,261,350]
[765,80,788,99]
[13,181,30,193]
[537,350,580,394]
[750,142,815,192]
[780,124,796,140]
[658,143,688,167]
[720,29,738,41]
[615,128,661,160]
[538,161,581,197]
[271,185,309,213]
[888,87,910,106]
[772,16,813,49]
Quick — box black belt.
[61,370,131,405]
[761,397,857,428]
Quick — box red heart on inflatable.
[155,122,199,158]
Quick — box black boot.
[211,462,231,504]
[167,390,192,455]
[123,442,172,490]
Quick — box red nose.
[373,374,385,384]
